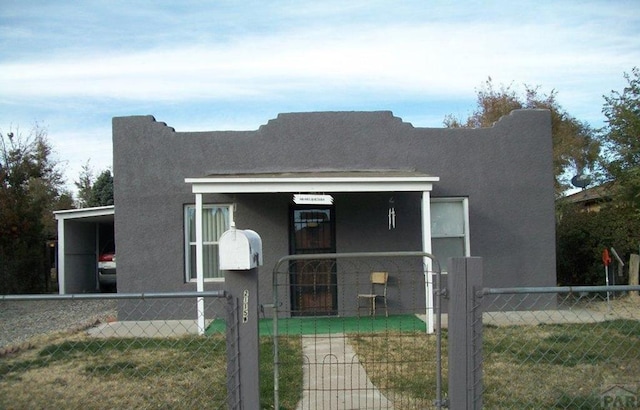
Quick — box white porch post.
[421,191,434,334]
[196,193,205,335]
[57,217,66,294]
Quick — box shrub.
[556,203,640,286]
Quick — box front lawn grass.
[350,319,640,409]
[2,317,638,409]
[0,333,302,409]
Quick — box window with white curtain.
[431,198,470,272]
[185,204,232,282]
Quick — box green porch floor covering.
[205,314,426,336]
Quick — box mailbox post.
[219,226,262,409]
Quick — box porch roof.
[185,170,439,194]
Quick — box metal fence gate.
[272,251,444,409]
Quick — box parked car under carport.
[98,241,116,291]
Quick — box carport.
[53,206,115,294]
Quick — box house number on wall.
[242,290,249,323]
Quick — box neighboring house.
[56,109,556,318]
[562,183,612,212]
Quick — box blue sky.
[1,1,639,193]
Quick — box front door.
[290,206,337,316]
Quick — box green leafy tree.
[74,164,114,208]
[0,125,66,293]
[74,160,94,208]
[556,203,640,286]
[601,67,640,211]
[445,78,600,196]
[88,169,114,207]
[556,68,640,286]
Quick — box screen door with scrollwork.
[289,206,337,316]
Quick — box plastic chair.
[357,271,389,317]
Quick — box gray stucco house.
[55,109,555,320]
[114,109,554,313]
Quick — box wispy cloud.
[1,0,639,191]
[2,16,636,106]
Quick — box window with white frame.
[185,204,232,282]
[430,198,470,272]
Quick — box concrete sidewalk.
[296,334,391,410]
[417,307,634,328]
[86,320,203,338]
[86,306,640,338]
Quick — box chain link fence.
[0,292,240,409]
[5,265,638,409]
[478,287,640,409]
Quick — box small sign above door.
[293,194,334,205]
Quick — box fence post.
[225,267,260,409]
[220,228,263,409]
[448,257,483,410]
[630,254,639,301]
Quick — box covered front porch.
[185,170,440,332]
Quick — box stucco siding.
[113,109,555,315]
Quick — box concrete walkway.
[86,320,203,338]
[296,334,392,410]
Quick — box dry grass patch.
[482,318,640,408]
[350,331,443,409]
[0,333,228,409]
[0,332,302,409]
[350,317,640,409]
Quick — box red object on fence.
[602,248,612,266]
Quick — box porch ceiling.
[185,170,439,194]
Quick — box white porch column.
[196,193,205,335]
[57,217,66,294]
[421,191,434,334]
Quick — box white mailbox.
[219,227,263,270]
